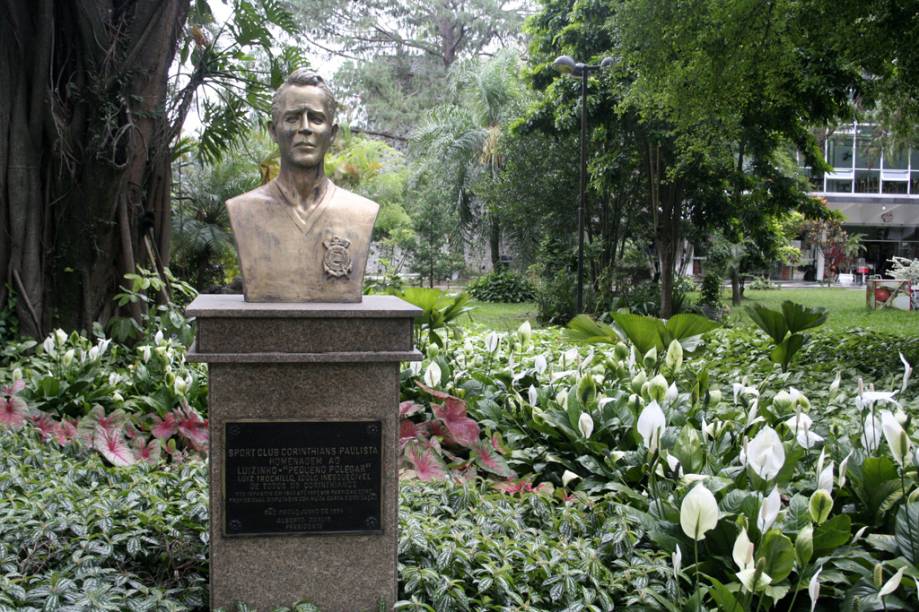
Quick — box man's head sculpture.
[225,69,379,303]
[268,69,339,173]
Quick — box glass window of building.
[884,144,909,170]
[855,125,880,169]
[854,170,880,193]
[827,134,854,170]
[827,179,853,193]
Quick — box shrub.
[700,271,723,309]
[535,269,578,325]
[397,480,672,609]
[0,427,208,610]
[466,271,536,303]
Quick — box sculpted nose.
[297,113,311,132]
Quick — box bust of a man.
[226,69,378,302]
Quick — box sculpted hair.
[270,68,337,123]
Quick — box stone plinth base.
[187,295,420,611]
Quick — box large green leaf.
[849,456,901,524]
[665,313,721,342]
[813,514,851,556]
[770,333,805,371]
[781,301,828,334]
[611,312,668,355]
[895,502,919,564]
[756,529,796,582]
[565,314,621,345]
[746,304,787,344]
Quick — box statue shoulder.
[331,184,380,216]
[226,184,276,213]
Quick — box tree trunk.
[1,0,190,336]
[489,217,501,270]
[731,268,743,305]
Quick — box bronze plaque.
[224,421,382,536]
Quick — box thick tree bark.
[1,0,190,336]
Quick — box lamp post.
[553,55,614,313]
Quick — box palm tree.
[410,51,523,269]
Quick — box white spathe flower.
[789,387,810,409]
[141,345,151,363]
[54,329,67,345]
[598,396,615,409]
[562,347,579,368]
[818,462,835,494]
[528,385,538,406]
[879,566,906,598]
[672,546,682,578]
[562,470,580,488]
[485,332,499,353]
[637,400,666,453]
[578,412,594,439]
[746,401,764,428]
[534,354,548,374]
[517,320,532,344]
[42,336,55,355]
[829,371,842,397]
[746,426,785,481]
[901,352,913,394]
[757,486,781,533]
[733,527,755,571]
[556,389,568,409]
[423,361,442,388]
[737,567,772,593]
[666,454,682,476]
[108,372,121,386]
[816,449,826,478]
[773,390,794,412]
[173,375,190,396]
[665,339,683,371]
[809,567,822,612]
[863,413,883,451]
[154,330,164,345]
[62,349,75,367]
[664,382,679,404]
[408,360,422,375]
[680,483,719,541]
[858,390,900,410]
[784,412,823,449]
[87,345,100,361]
[838,452,852,488]
[881,410,912,467]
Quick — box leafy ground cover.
[3,297,919,610]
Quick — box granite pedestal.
[186,294,421,611]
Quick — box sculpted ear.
[268,120,279,144]
[330,122,339,143]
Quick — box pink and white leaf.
[403,441,447,481]
[0,395,28,429]
[399,401,424,417]
[151,412,178,440]
[133,436,162,464]
[472,439,515,478]
[432,397,480,448]
[93,425,137,466]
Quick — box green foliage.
[746,301,828,371]
[0,428,208,609]
[700,272,724,311]
[534,269,580,325]
[397,480,671,609]
[466,271,536,303]
[399,288,475,349]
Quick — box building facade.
[802,123,919,278]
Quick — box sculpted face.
[270,84,337,170]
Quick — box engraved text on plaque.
[224,421,382,536]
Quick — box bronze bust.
[226,69,378,302]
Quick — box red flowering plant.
[399,379,515,482]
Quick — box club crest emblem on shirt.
[322,235,352,278]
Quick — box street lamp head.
[600,56,615,69]
[553,55,579,75]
